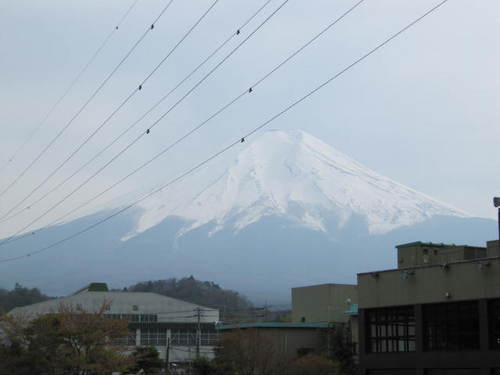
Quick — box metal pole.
[196,307,201,359]
[165,336,170,371]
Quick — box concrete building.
[217,322,330,360]
[357,240,500,375]
[10,283,220,366]
[292,283,358,324]
[292,283,359,358]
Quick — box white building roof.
[10,289,219,323]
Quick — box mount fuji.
[131,129,467,238]
[0,130,495,302]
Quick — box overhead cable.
[0,0,219,222]
[0,0,450,261]
[0,0,272,225]
[35,0,366,231]
[0,0,291,244]
[0,0,141,176]
[0,0,175,201]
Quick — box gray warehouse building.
[357,240,500,375]
[9,283,220,366]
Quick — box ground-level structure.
[9,282,219,367]
[357,240,500,375]
[217,322,330,360]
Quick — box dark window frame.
[366,305,416,353]
[423,300,479,351]
[489,299,500,349]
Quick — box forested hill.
[126,276,253,311]
[0,284,51,313]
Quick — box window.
[170,330,218,346]
[426,370,480,375]
[423,301,479,351]
[105,314,157,322]
[201,331,218,346]
[366,306,415,353]
[140,328,167,346]
[171,330,196,346]
[367,371,415,375]
[489,299,500,349]
[112,331,136,346]
[140,314,157,322]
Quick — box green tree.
[213,329,285,375]
[288,354,338,375]
[0,302,131,375]
[191,356,217,375]
[128,277,253,313]
[0,283,50,313]
[130,346,163,374]
[329,325,357,375]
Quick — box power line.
[0,0,272,225]
[0,0,291,244]
[0,0,219,222]
[0,0,141,176]
[34,0,365,231]
[0,0,175,201]
[0,0,450,262]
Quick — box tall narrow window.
[489,299,500,349]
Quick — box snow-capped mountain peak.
[132,129,467,238]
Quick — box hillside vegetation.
[0,283,51,313]
[127,276,252,311]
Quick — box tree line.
[126,276,253,312]
[1,277,252,314]
[0,283,51,313]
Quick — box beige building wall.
[292,284,358,323]
[396,242,487,269]
[261,327,327,359]
[358,255,500,309]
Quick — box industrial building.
[291,283,359,357]
[9,283,219,366]
[357,240,500,375]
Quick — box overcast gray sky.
[0,0,499,239]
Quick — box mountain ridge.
[130,129,468,239]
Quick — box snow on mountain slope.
[130,129,468,238]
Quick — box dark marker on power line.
[146,129,150,134]
[248,87,253,93]
[236,29,240,35]
[151,24,155,30]
[0,0,450,262]
[138,85,142,90]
